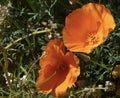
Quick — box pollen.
[87,32,98,44]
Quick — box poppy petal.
[53,52,80,97]
[63,3,116,53]
[36,39,80,97]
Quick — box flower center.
[87,32,98,44]
[59,64,66,71]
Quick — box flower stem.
[5,28,51,49]
[91,60,111,71]
[75,86,108,94]
[0,45,12,90]
[76,0,83,6]
[36,71,56,85]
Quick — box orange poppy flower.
[36,39,80,97]
[63,3,116,53]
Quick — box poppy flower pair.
[36,2,116,98]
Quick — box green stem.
[77,53,90,62]
[0,45,12,90]
[26,0,36,12]
[5,28,51,49]
[99,0,101,4]
[93,71,107,87]
[0,60,3,66]
[36,71,56,85]
[0,89,9,95]
[75,86,108,94]
[76,0,83,6]
[48,0,57,18]
[24,54,45,84]
[26,57,39,77]
[7,17,31,48]
[91,60,111,71]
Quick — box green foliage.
[0,0,120,98]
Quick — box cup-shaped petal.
[36,39,80,97]
[63,3,116,53]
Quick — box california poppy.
[36,39,80,97]
[63,3,116,53]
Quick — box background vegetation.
[0,0,120,98]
